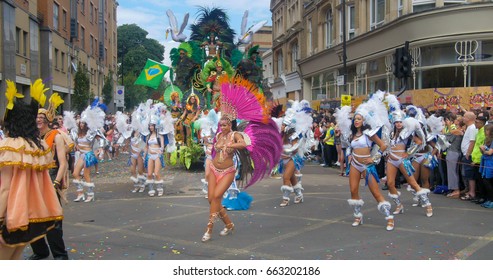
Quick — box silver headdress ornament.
[391,110,406,124]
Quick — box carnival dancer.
[278,100,315,207]
[0,79,63,259]
[338,96,395,231]
[201,76,282,242]
[29,91,70,260]
[385,101,433,217]
[69,102,106,202]
[143,103,174,197]
[177,92,201,145]
[407,106,436,192]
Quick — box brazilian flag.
[134,59,169,89]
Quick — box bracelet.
[53,180,61,189]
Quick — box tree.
[117,24,165,109]
[102,70,114,108]
[72,63,92,113]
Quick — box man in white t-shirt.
[460,111,478,200]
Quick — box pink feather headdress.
[219,76,269,123]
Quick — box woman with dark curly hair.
[0,80,63,259]
[177,93,200,145]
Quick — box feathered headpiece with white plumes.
[384,93,401,113]
[354,95,390,136]
[283,100,313,137]
[335,105,352,142]
[406,105,427,126]
[400,117,426,145]
[426,115,450,152]
[80,105,105,132]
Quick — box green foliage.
[117,24,165,109]
[178,142,204,169]
[102,70,114,106]
[72,63,91,113]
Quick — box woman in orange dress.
[0,80,63,259]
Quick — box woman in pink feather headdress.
[201,76,282,242]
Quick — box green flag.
[134,59,169,89]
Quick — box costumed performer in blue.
[69,99,106,202]
[384,94,433,218]
[279,100,315,207]
[338,92,398,231]
[201,76,282,242]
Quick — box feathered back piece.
[115,111,131,139]
[240,119,282,188]
[335,106,352,142]
[131,101,151,136]
[426,114,445,142]
[219,75,269,123]
[63,111,77,131]
[406,105,427,125]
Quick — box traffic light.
[393,46,412,79]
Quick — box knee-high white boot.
[407,185,420,207]
[377,201,394,231]
[293,183,304,204]
[280,185,294,207]
[84,182,95,202]
[130,176,139,193]
[146,180,155,197]
[388,192,403,214]
[416,189,433,217]
[155,180,164,196]
[137,175,147,192]
[73,179,85,202]
[348,199,364,226]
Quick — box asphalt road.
[22,156,493,260]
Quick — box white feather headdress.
[334,106,352,142]
[63,111,77,131]
[80,105,105,132]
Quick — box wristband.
[53,180,61,189]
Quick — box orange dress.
[0,138,63,247]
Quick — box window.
[348,5,355,39]
[80,26,85,48]
[23,31,28,56]
[53,3,59,30]
[55,48,59,69]
[324,9,333,49]
[30,20,39,52]
[90,2,94,23]
[16,28,21,54]
[398,0,404,16]
[61,52,65,71]
[307,19,312,55]
[277,51,284,76]
[413,0,435,13]
[291,43,298,72]
[62,10,67,29]
[81,0,85,14]
[339,4,355,42]
[370,0,385,30]
[90,34,94,55]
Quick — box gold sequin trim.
[0,145,53,156]
[0,161,57,171]
[5,215,64,233]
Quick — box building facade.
[0,0,118,113]
[270,0,493,109]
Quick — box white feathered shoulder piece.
[197,110,220,138]
[385,93,401,113]
[400,117,425,144]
